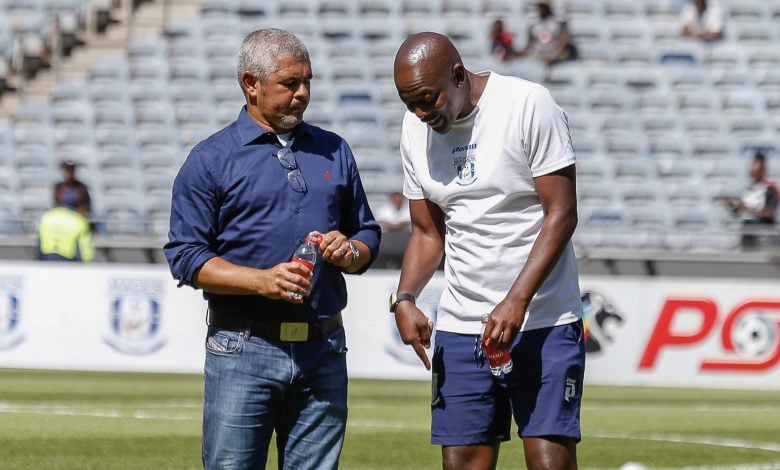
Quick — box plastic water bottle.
[481,313,513,376]
[289,233,322,300]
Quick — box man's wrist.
[389,292,416,313]
[348,240,360,264]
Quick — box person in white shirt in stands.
[681,0,724,42]
[516,0,577,66]
[390,32,584,470]
[375,191,411,232]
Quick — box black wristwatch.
[389,292,416,313]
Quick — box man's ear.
[452,64,465,87]
[241,71,259,98]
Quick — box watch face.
[389,293,397,312]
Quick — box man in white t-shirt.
[375,191,411,231]
[681,0,724,42]
[390,32,583,470]
[517,0,578,66]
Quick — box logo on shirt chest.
[453,154,477,185]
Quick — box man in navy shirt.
[164,28,381,469]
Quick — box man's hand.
[259,261,312,303]
[482,299,527,351]
[317,230,355,268]
[394,302,434,370]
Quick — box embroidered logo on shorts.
[564,377,577,402]
[453,154,477,185]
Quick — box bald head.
[394,32,462,78]
[394,32,480,133]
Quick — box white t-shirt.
[529,16,567,57]
[400,72,582,335]
[680,1,724,36]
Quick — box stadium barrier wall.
[0,262,778,390]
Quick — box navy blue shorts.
[430,321,585,446]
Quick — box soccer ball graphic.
[732,313,777,358]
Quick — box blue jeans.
[202,324,348,470]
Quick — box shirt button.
[294,208,301,214]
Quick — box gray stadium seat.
[620,181,665,207]
[565,0,604,20]
[720,89,766,116]
[359,0,400,17]
[691,136,738,160]
[677,89,721,115]
[729,21,776,46]
[683,115,727,138]
[642,113,683,136]
[52,101,93,128]
[614,158,656,182]
[575,157,613,183]
[589,87,635,114]
[748,49,780,72]
[577,184,621,207]
[601,112,643,136]
[705,43,746,70]
[89,56,131,83]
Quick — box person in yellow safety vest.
[37,205,94,262]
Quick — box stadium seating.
[0,0,777,254]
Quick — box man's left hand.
[318,230,354,268]
[482,299,527,351]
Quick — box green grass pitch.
[0,369,778,469]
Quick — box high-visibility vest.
[37,207,94,262]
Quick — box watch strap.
[390,292,416,313]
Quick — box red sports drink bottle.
[289,232,322,299]
[481,313,513,376]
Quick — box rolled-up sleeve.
[164,149,220,287]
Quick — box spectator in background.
[724,152,778,247]
[164,28,381,470]
[37,201,94,262]
[681,0,724,42]
[54,160,92,217]
[516,0,577,67]
[376,191,411,232]
[489,19,516,62]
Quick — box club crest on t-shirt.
[453,155,477,185]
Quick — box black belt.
[207,309,343,342]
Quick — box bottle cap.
[306,233,323,244]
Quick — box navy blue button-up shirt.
[164,107,381,321]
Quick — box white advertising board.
[0,262,778,389]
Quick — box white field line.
[591,432,780,453]
[0,401,200,421]
[587,465,780,470]
[349,403,780,413]
[584,404,780,413]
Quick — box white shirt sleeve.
[400,113,426,200]
[680,5,696,30]
[703,4,723,34]
[523,85,576,177]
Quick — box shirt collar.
[236,106,315,147]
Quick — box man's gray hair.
[237,28,309,85]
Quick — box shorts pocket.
[431,372,443,407]
[205,327,244,355]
